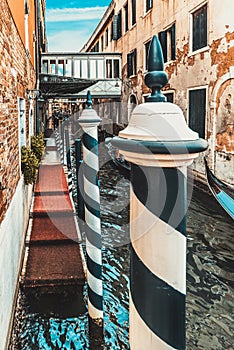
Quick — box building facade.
[0,1,46,348]
[82,0,234,185]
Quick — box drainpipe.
[112,35,208,349]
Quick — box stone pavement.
[22,135,85,290]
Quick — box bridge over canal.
[39,52,122,99]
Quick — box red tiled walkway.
[23,136,85,289]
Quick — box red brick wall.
[0,0,36,222]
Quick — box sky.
[46,0,111,52]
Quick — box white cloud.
[48,29,91,52]
[46,6,107,22]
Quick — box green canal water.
[9,151,233,349]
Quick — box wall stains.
[216,125,234,153]
[210,31,234,79]
[215,80,234,154]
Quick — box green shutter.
[132,0,136,25]
[171,23,176,60]
[127,53,132,77]
[133,49,137,75]
[118,10,122,39]
[158,31,167,62]
[189,89,206,139]
[113,15,118,40]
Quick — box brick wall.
[0,0,36,222]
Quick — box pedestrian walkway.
[23,135,85,290]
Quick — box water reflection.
[10,154,233,349]
[186,189,233,349]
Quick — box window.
[146,0,153,12]
[163,92,174,103]
[188,89,206,138]
[101,36,104,51]
[91,42,99,52]
[131,0,136,26]
[105,59,121,78]
[192,4,207,51]
[114,60,120,78]
[49,60,56,74]
[117,10,122,39]
[42,59,48,74]
[111,20,114,41]
[113,15,118,40]
[124,2,129,32]
[145,40,151,70]
[105,28,108,47]
[127,49,137,77]
[113,11,122,40]
[106,59,112,78]
[158,23,176,62]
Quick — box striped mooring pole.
[60,122,65,164]
[78,91,103,345]
[75,138,85,224]
[65,128,71,169]
[113,36,208,349]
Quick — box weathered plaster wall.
[0,179,32,350]
[84,0,234,183]
[214,78,234,183]
[0,1,36,347]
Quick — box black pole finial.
[145,35,168,102]
[86,90,93,109]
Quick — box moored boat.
[105,137,130,177]
[204,158,234,219]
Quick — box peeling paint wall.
[215,79,234,183]
[83,0,234,184]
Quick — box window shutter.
[158,31,167,62]
[171,23,176,60]
[127,53,132,77]
[193,11,199,51]
[133,49,137,75]
[113,15,118,40]
[193,5,207,51]
[145,41,151,70]
[146,0,153,12]
[124,3,129,32]
[118,10,122,39]
[111,20,114,40]
[132,0,136,25]
[201,5,207,48]
[189,89,206,138]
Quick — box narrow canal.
[10,146,233,349]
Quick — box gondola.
[105,137,130,177]
[204,158,234,219]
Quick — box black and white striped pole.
[60,122,65,164]
[113,36,208,349]
[78,91,103,345]
[75,138,85,224]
